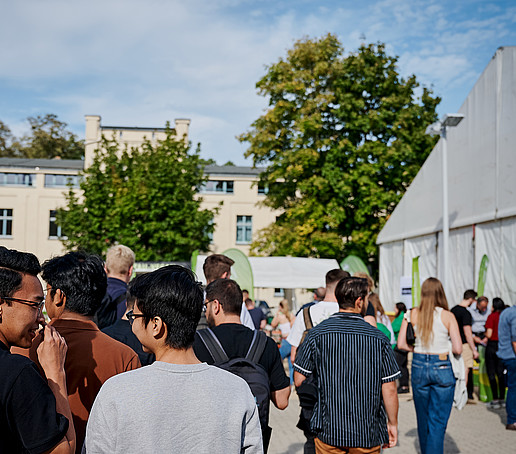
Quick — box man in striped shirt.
[293,277,400,453]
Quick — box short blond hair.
[105,245,135,276]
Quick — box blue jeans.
[279,339,293,384]
[411,353,456,454]
[502,358,516,424]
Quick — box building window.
[48,210,63,239]
[44,174,80,188]
[236,215,252,244]
[206,219,214,243]
[0,209,13,237]
[200,180,234,194]
[274,288,285,297]
[258,183,268,195]
[0,173,34,186]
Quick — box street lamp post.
[425,113,464,296]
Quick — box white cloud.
[0,0,515,164]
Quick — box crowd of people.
[1,245,515,454]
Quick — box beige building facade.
[0,115,315,309]
[0,116,279,261]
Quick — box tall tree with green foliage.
[239,34,440,271]
[58,126,215,261]
[0,114,84,159]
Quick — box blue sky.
[1,0,514,164]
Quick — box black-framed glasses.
[1,296,45,311]
[203,300,216,312]
[126,310,145,325]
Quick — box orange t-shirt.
[24,319,141,449]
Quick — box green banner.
[190,250,199,273]
[222,248,254,300]
[340,255,369,276]
[412,256,421,307]
[477,254,489,297]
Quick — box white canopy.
[194,255,339,288]
[378,46,516,245]
[377,46,516,309]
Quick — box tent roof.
[377,46,516,245]
[194,255,339,288]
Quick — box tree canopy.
[239,34,440,272]
[0,114,84,159]
[58,127,215,261]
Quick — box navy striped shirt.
[294,312,400,448]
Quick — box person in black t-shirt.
[451,289,479,399]
[0,246,76,454]
[193,279,290,452]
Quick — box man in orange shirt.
[23,251,141,450]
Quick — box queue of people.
[1,244,515,454]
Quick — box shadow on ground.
[402,428,459,453]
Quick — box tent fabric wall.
[379,241,403,310]
[501,218,516,304]
[475,222,502,300]
[436,228,475,305]
[404,235,437,285]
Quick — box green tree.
[58,126,216,261]
[0,114,84,159]
[239,35,440,271]
[0,121,13,155]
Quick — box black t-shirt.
[0,341,68,454]
[248,307,266,330]
[102,319,155,366]
[451,305,472,344]
[193,323,290,391]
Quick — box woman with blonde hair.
[271,299,295,384]
[398,277,462,454]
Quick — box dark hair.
[203,254,234,283]
[126,292,136,311]
[128,265,203,350]
[464,289,477,300]
[325,269,351,286]
[42,251,107,316]
[0,246,41,302]
[335,277,368,310]
[395,302,407,314]
[492,297,505,312]
[205,278,242,316]
[477,296,488,304]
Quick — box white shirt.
[240,304,255,331]
[287,301,339,347]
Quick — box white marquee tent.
[377,46,516,310]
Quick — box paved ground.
[268,391,515,453]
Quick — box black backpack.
[95,292,126,329]
[196,328,271,444]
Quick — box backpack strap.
[303,306,313,330]
[196,328,229,363]
[245,330,267,364]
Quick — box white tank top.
[414,307,450,354]
[278,322,291,337]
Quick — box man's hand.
[36,325,67,381]
[473,348,479,360]
[383,422,398,448]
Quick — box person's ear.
[221,271,229,279]
[213,299,222,315]
[52,289,67,317]
[152,316,166,340]
[127,265,134,279]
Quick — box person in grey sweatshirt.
[85,265,263,454]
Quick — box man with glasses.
[19,251,141,450]
[0,246,76,453]
[85,265,263,453]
